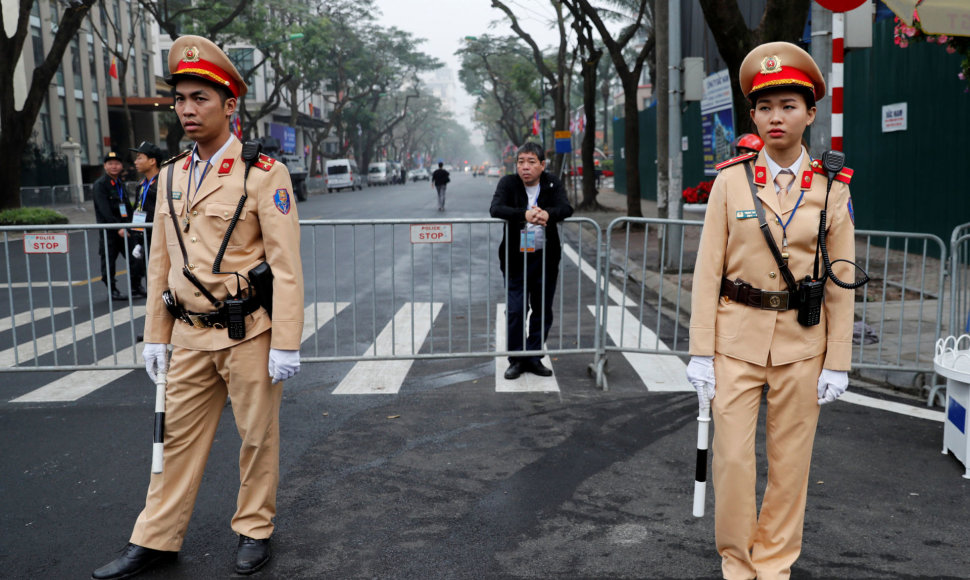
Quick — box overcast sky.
[373,0,565,137]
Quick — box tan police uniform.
[689,42,856,580]
[129,35,304,552]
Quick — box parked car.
[368,161,390,185]
[486,166,502,177]
[325,159,362,192]
[410,167,430,181]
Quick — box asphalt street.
[1,173,968,579]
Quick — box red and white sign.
[24,233,69,254]
[410,224,452,244]
[815,0,866,12]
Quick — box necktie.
[774,170,794,198]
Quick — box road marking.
[0,305,146,368]
[12,303,346,403]
[561,244,625,304]
[333,302,443,395]
[1,307,71,330]
[494,304,559,393]
[839,391,945,422]
[592,305,691,392]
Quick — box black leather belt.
[173,298,261,329]
[720,277,795,311]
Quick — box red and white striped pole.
[831,12,844,151]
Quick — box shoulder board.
[254,154,276,172]
[714,152,757,172]
[810,159,854,184]
[161,150,191,167]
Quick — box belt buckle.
[761,291,789,311]
[187,313,207,329]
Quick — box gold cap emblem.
[760,55,782,74]
[182,46,200,63]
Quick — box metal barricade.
[298,217,603,364]
[1,223,150,372]
[949,221,970,335]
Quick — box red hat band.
[174,58,241,98]
[749,65,814,97]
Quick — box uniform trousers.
[435,184,447,210]
[130,330,281,552]
[712,352,823,580]
[99,234,144,291]
[503,250,559,364]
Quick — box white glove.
[817,369,849,405]
[268,348,300,384]
[686,356,716,413]
[143,343,168,382]
[132,244,143,259]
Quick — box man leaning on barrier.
[490,142,573,380]
[92,35,304,579]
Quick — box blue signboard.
[269,123,297,153]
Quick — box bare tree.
[564,0,605,210]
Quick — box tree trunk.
[623,76,643,218]
[578,53,601,210]
[0,118,28,210]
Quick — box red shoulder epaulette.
[810,159,854,184]
[714,152,757,172]
[254,154,276,172]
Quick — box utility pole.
[656,0,669,219]
[810,4,832,156]
[667,0,684,263]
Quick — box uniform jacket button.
[188,263,195,270]
[192,210,198,216]
[769,272,777,279]
[191,237,197,243]
[194,291,201,297]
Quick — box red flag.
[531,111,540,136]
[108,58,118,79]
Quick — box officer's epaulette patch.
[253,154,276,172]
[161,150,191,168]
[714,152,757,172]
[810,159,854,184]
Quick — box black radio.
[796,276,825,327]
[225,299,246,339]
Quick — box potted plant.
[682,179,714,218]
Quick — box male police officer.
[93,35,304,579]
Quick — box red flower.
[682,180,714,204]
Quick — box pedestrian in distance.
[127,141,163,288]
[92,151,146,300]
[431,161,450,211]
[687,41,856,580]
[490,142,573,380]
[92,34,305,580]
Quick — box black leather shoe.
[91,543,177,579]
[504,361,524,380]
[525,360,553,377]
[110,289,128,301]
[235,535,271,575]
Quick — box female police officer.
[687,42,856,579]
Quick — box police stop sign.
[410,224,452,244]
[814,0,866,11]
[24,233,69,254]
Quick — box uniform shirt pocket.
[205,202,246,247]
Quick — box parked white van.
[325,159,362,192]
[368,161,390,186]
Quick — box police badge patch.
[274,189,290,214]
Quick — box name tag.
[131,211,148,225]
[520,229,536,252]
[171,191,183,200]
[118,203,129,218]
[736,210,758,220]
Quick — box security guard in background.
[92,151,145,300]
[93,35,304,579]
[687,42,855,579]
[127,141,163,289]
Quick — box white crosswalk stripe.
[592,305,691,392]
[11,303,347,403]
[333,302,443,395]
[0,306,146,368]
[494,304,559,393]
[0,307,72,331]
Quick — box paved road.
[1,173,968,579]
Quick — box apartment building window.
[93,100,104,151]
[76,98,89,163]
[31,21,44,68]
[103,51,113,96]
[38,98,53,152]
[87,36,98,97]
[71,38,83,93]
[58,96,68,143]
[142,54,150,93]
